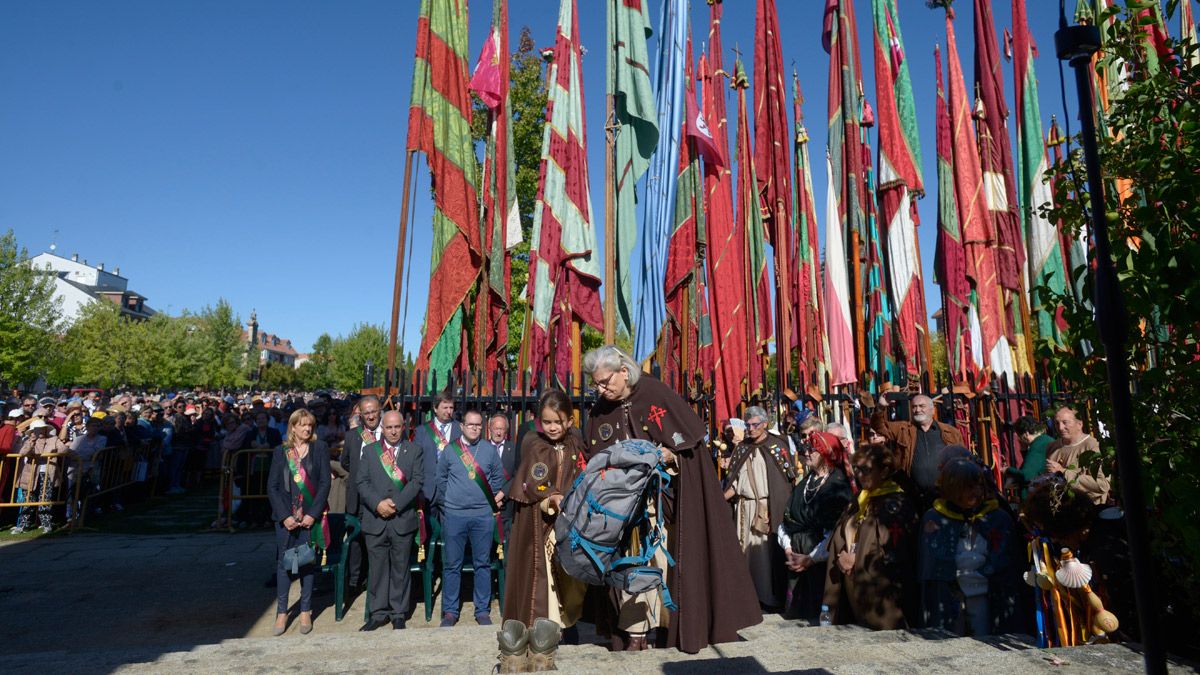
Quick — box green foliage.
[0,231,61,387]
[259,361,299,391]
[929,330,950,384]
[195,299,250,388]
[328,323,388,391]
[1039,8,1200,618]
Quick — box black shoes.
[359,616,390,632]
[392,617,407,630]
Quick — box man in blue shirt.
[435,409,505,627]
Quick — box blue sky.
[1,0,1091,358]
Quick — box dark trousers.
[366,526,415,622]
[441,512,494,618]
[275,524,316,614]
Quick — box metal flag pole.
[1055,18,1165,675]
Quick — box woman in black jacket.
[267,408,330,636]
[779,431,854,623]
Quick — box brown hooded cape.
[585,375,762,653]
[502,430,586,627]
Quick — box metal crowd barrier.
[217,447,275,532]
[1,451,82,530]
[73,441,162,530]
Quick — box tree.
[329,323,388,391]
[0,231,61,388]
[259,361,299,391]
[1039,4,1200,637]
[300,332,335,390]
[196,299,248,389]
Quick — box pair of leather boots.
[496,618,561,672]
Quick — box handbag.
[281,541,316,574]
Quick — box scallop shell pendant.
[1055,549,1093,589]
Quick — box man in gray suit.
[487,414,518,542]
[342,395,383,591]
[356,410,423,631]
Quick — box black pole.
[1055,23,1165,674]
[363,359,375,391]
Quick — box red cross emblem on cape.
[647,405,667,431]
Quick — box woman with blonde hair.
[267,408,330,635]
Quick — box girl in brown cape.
[502,389,588,629]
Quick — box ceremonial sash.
[449,439,504,551]
[286,446,330,549]
[376,442,407,491]
[427,420,449,451]
[855,480,905,523]
[450,439,499,513]
[933,498,999,524]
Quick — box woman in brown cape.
[823,442,920,630]
[502,389,588,630]
[581,345,762,653]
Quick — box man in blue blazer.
[413,390,461,505]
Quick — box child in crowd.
[919,458,1021,635]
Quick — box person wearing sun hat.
[12,418,69,534]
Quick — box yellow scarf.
[933,498,999,523]
[855,480,904,522]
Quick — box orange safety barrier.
[216,447,275,532]
[72,442,162,530]
[1,452,83,530]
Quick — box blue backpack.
[554,439,677,610]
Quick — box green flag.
[608,0,659,338]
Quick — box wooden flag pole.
[603,94,617,343]
[850,228,867,385]
[387,148,419,397]
[773,200,791,392]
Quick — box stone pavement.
[1,530,1192,674]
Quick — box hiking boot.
[496,619,529,673]
[527,618,561,671]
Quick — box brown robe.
[822,486,920,630]
[585,375,762,653]
[502,431,586,627]
[727,434,796,606]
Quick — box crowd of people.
[0,345,1154,667]
[718,386,1135,646]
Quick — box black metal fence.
[372,367,1086,477]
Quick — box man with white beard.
[871,394,964,510]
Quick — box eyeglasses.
[747,420,767,430]
[592,371,621,391]
[463,422,483,428]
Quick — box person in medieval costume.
[580,345,762,653]
[724,405,797,611]
[823,442,920,630]
[498,389,588,672]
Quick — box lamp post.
[1055,22,1165,674]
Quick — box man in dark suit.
[355,410,423,631]
[413,390,460,505]
[342,395,383,591]
[486,413,518,543]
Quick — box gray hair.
[581,345,641,386]
[744,406,768,423]
[799,416,824,432]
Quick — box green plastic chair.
[319,512,360,622]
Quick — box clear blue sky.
[1,0,1091,358]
